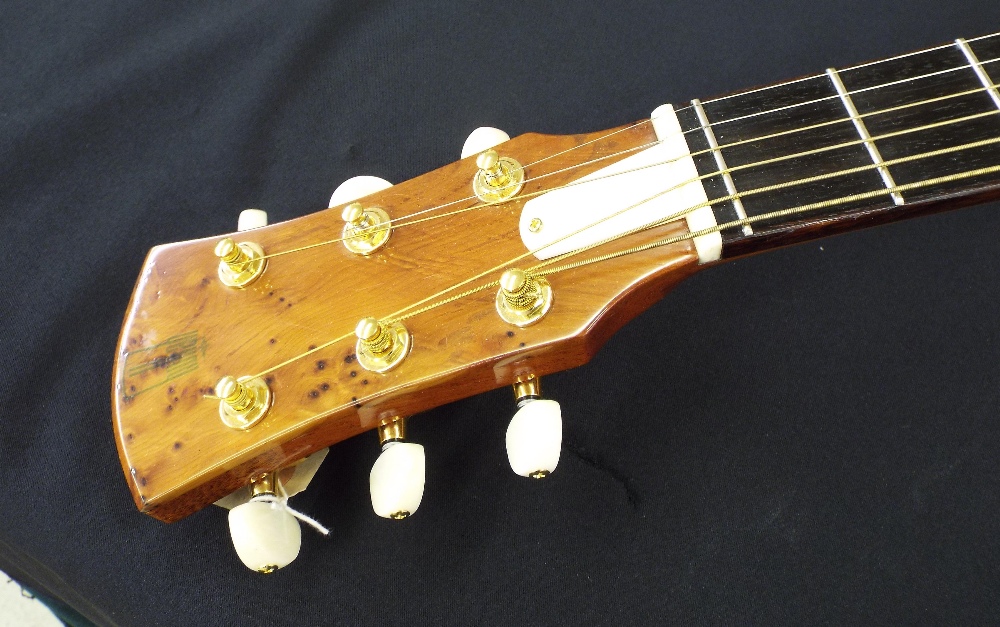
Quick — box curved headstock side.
[112,123,702,522]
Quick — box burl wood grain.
[112,123,703,522]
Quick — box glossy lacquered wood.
[112,123,702,522]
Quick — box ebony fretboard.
[675,32,1000,259]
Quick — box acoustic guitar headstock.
[113,116,705,571]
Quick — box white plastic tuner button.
[506,399,562,478]
[228,498,302,573]
[370,442,425,519]
[237,209,268,231]
[329,175,393,207]
[461,127,511,159]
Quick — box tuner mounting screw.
[495,268,553,327]
[217,374,272,430]
[341,202,392,256]
[355,317,411,373]
[473,149,525,203]
[215,238,267,288]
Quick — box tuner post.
[217,374,272,430]
[473,149,524,203]
[355,317,411,373]
[341,202,392,255]
[495,268,553,327]
[215,237,267,288]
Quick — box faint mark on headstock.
[119,330,202,401]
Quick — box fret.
[690,98,752,235]
[826,67,905,205]
[675,105,744,243]
[968,32,1000,63]
[695,76,884,236]
[671,34,1000,258]
[840,43,1000,207]
[956,38,1000,110]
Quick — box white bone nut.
[461,127,511,159]
[369,442,425,519]
[237,209,268,231]
[506,399,562,478]
[228,498,302,573]
[329,175,393,207]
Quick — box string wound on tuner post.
[341,202,392,255]
[215,237,267,287]
[217,375,272,430]
[495,268,553,327]
[473,149,525,202]
[355,317,411,373]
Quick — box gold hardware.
[377,416,406,445]
[355,317,411,373]
[528,217,543,233]
[512,374,541,403]
[215,238,267,288]
[250,472,277,497]
[528,470,550,479]
[473,149,524,202]
[341,202,392,255]
[217,375,273,430]
[495,268,553,327]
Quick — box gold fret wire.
[247,131,1000,381]
[250,83,999,263]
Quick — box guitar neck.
[676,33,1000,259]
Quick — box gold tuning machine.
[495,268,553,327]
[473,149,524,203]
[341,202,392,255]
[217,375,272,430]
[355,317,411,373]
[215,238,266,288]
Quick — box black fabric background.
[3,1,1000,625]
